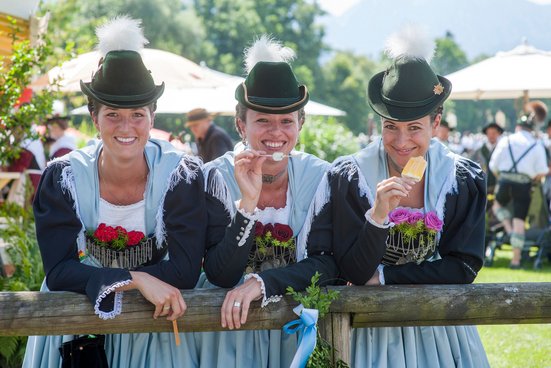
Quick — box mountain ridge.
[320,0,551,60]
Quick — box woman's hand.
[234,150,267,212]
[129,271,187,321]
[371,177,416,224]
[221,277,263,330]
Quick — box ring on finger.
[233,301,241,308]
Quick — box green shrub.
[298,117,360,163]
[287,272,348,368]
[0,17,58,167]
[0,202,43,368]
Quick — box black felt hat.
[80,16,164,108]
[367,25,452,122]
[80,50,164,108]
[235,61,309,114]
[368,56,451,122]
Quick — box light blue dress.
[192,204,298,368]
[351,326,488,368]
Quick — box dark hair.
[430,106,444,124]
[234,102,305,138]
[47,117,69,130]
[87,98,157,116]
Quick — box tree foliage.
[0,17,57,166]
[432,31,469,76]
[316,51,379,134]
[41,0,207,62]
[193,0,326,86]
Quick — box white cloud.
[527,0,551,4]
[318,0,362,17]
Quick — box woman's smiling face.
[93,105,153,161]
[381,114,440,167]
[237,109,300,159]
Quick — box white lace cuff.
[377,264,386,285]
[235,200,259,220]
[94,279,132,320]
[365,208,392,229]
[244,273,282,307]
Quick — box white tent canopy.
[70,85,346,117]
[44,48,226,91]
[446,42,551,100]
[44,48,345,116]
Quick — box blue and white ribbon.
[283,304,319,368]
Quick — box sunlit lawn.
[475,247,551,368]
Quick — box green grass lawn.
[475,247,551,368]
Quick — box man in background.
[435,119,452,146]
[490,115,548,269]
[185,108,233,162]
[473,122,504,194]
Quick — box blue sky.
[318,0,551,16]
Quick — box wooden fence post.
[331,312,351,365]
[317,315,333,361]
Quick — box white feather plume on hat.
[96,15,149,56]
[384,23,435,62]
[244,35,295,73]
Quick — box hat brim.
[235,83,309,114]
[80,80,165,109]
[185,118,210,127]
[46,116,70,122]
[367,72,452,122]
[482,124,504,134]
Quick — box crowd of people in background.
[428,102,551,269]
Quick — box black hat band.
[242,83,308,112]
[248,95,301,107]
[86,84,163,102]
[381,91,439,108]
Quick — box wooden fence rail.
[2,283,551,364]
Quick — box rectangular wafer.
[401,156,427,181]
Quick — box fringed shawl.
[55,138,199,254]
[203,151,329,261]
[331,138,482,248]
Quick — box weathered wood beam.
[1,283,550,337]
[328,283,551,327]
[0,288,298,336]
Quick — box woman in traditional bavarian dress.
[23,17,206,367]
[193,36,338,367]
[317,26,489,367]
